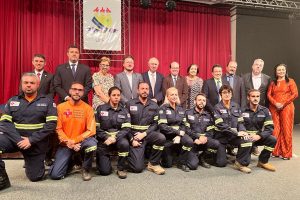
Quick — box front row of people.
[0,73,276,190]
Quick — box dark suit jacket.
[142,71,164,105]
[222,74,246,107]
[162,74,188,108]
[114,71,144,103]
[53,63,92,103]
[202,78,229,112]
[242,73,271,107]
[19,70,54,99]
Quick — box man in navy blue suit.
[142,57,164,105]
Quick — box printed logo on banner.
[83,0,121,51]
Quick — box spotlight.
[166,0,176,12]
[140,0,151,9]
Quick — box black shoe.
[199,158,211,169]
[0,168,11,191]
[45,158,54,167]
[177,164,190,172]
[227,147,237,156]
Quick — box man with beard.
[184,93,221,169]
[114,55,143,103]
[49,82,97,181]
[126,82,166,175]
[242,89,276,171]
[0,73,57,190]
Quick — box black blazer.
[242,73,271,107]
[222,74,246,108]
[19,70,54,99]
[202,78,229,112]
[142,71,164,105]
[54,63,92,103]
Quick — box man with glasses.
[49,82,97,181]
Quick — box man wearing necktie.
[162,61,188,108]
[54,44,92,103]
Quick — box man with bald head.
[162,61,188,108]
[142,57,164,105]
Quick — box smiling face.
[226,61,237,75]
[69,83,84,102]
[275,65,287,79]
[212,66,222,79]
[195,94,206,110]
[170,62,180,76]
[148,57,159,73]
[167,88,179,104]
[188,65,198,76]
[123,57,134,72]
[32,56,45,72]
[67,47,80,63]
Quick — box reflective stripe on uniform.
[121,122,131,128]
[199,133,205,136]
[0,114,12,122]
[207,148,217,153]
[158,119,168,124]
[215,118,223,124]
[240,142,252,148]
[264,146,274,152]
[46,116,58,122]
[118,152,129,157]
[171,125,180,130]
[131,125,150,130]
[85,145,97,153]
[206,125,214,131]
[152,145,164,151]
[96,123,100,127]
[14,122,45,130]
[182,145,192,151]
[247,130,258,135]
[264,120,274,126]
[185,122,190,128]
[154,116,158,120]
[106,131,117,137]
[238,117,244,122]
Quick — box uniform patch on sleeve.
[159,110,164,114]
[100,111,109,116]
[10,101,20,106]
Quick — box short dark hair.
[33,54,46,61]
[70,81,84,88]
[247,89,260,97]
[68,44,79,51]
[195,92,206,100]
[123,55,134,63]
[108,86,122,96]
[219,84,233,95]
[187,64,199,74]
[211,64,222,72]
[138,81,149,89]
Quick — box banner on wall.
[83,0,121,51]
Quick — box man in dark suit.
[54,45,92,103]
[20,54,54,99]
[242,58,271,107]
[222,61,246,108]
[114,55,143,103]
[142,57,164,105]
[162,61,188,108]
[202,64,229,113]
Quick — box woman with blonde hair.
[158,87,194,172]
[92,56,114,110]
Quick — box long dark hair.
[274,63,289,85]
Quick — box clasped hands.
[237,131,261,142]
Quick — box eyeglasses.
[71,88,84,92]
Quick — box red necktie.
[37,72,41,80]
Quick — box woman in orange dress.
[267,64,298,160]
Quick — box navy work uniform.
[95,103,131,175]
[213,101,252,167]
[242,105,276,164]
[158,103,193,168]
[126,98,166,173]
[0,94,57,181]
[185,108,220,169]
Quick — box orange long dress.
[267,78,298,158]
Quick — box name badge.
[188,115,194,120]
[130,106,138,111]
[118,114,125,119]
[179,111,185,115]
[100,111,109,116]
[220,109,227,114]
[37,103,47,107]
[166,110,172,115]
[203,118,210,122]
[257,114,265,118]
[242,113,250,118]
[10,101,20,107]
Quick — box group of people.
[0,45,298,190]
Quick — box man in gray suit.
[242,58,271,156]
[222,61,246,108]
[242,58,271,107]
[114,55,143,103]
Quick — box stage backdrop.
[0,0,231,104]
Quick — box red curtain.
[0,0,231,104]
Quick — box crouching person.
[242,89,276,171]
[95,86,131,179]
[49,82,97,181]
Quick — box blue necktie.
[71,64,76,77]
[228,75,234,88]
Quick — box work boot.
[147,162,165,175]
[81,169,92,181]
[233,161,251,174]
[0,168,11,190]
[252,146,260,156]
[199,154,211,169]
[257,162,276,172]
[117,170,127,179]
[177,164,190,172]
